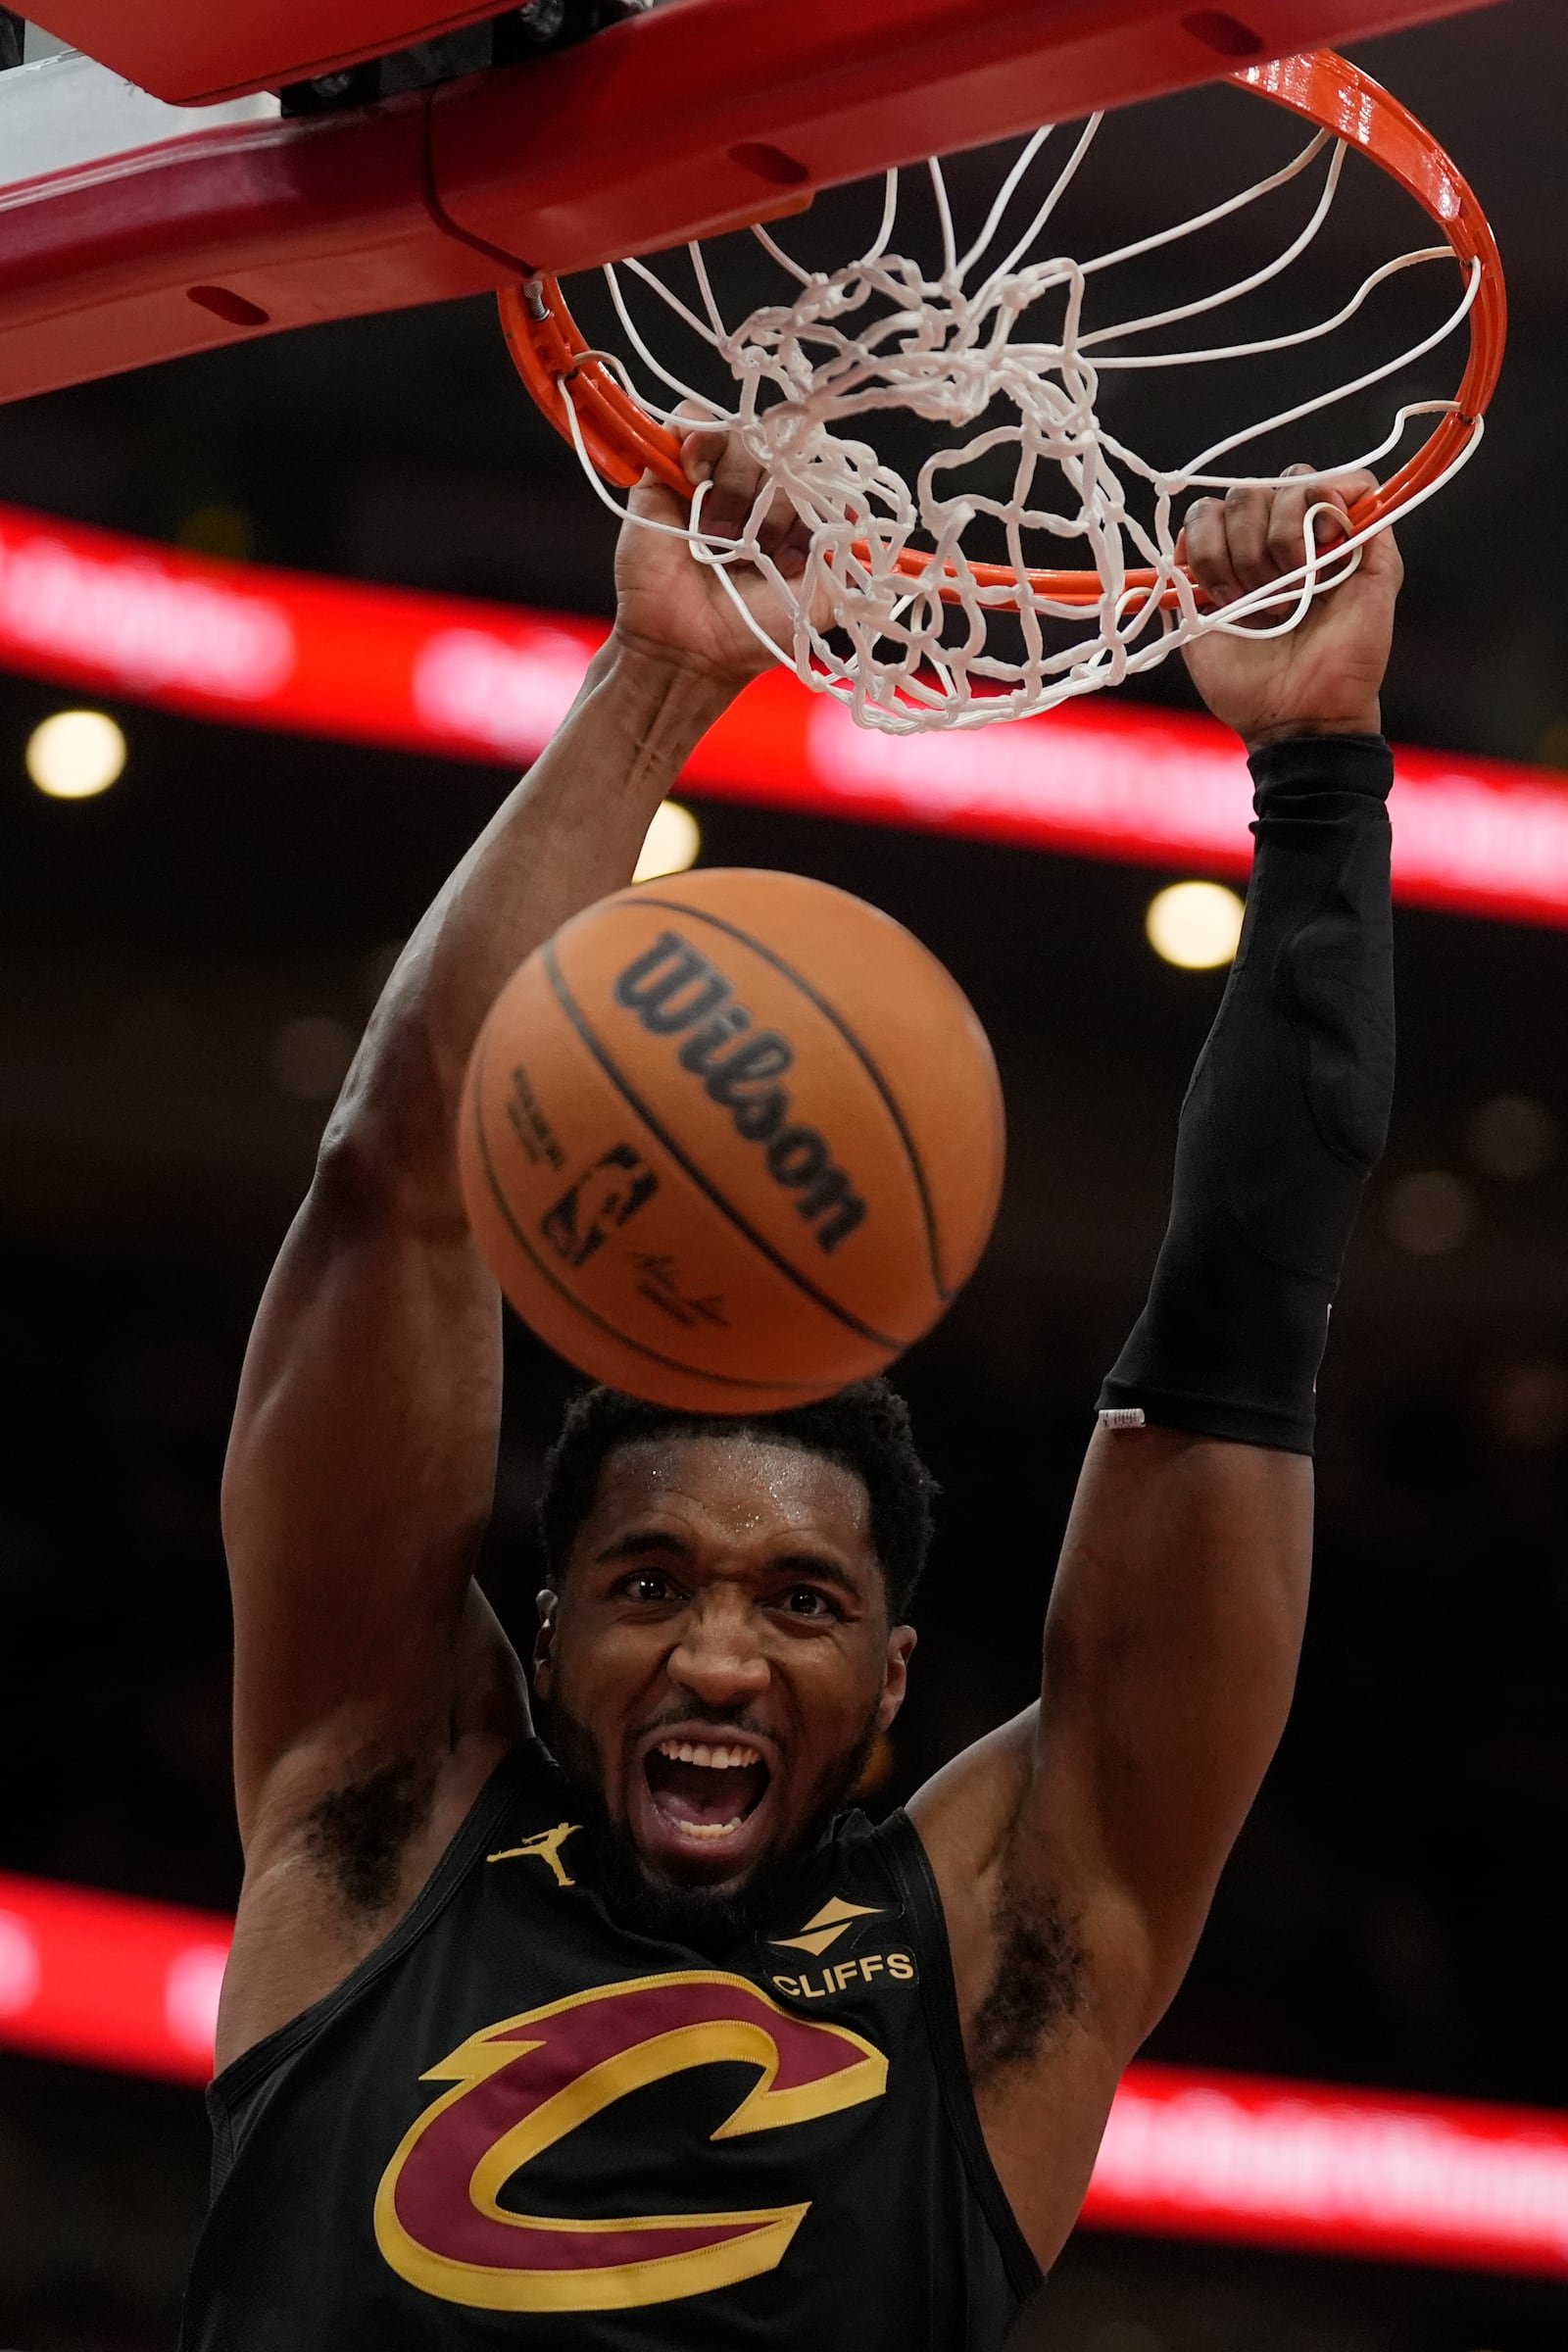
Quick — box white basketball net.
[555,114,1484,732]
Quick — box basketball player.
[180,443,1400,2346]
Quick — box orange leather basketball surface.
[457,867,1004,1411]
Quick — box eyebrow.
[769,1550,862,1599]
[593,1529,864,1597]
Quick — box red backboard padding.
[2,0,1505,407]
[23,0,1506,110]
[22,1,505,106]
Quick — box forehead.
[582,1433,874,1554]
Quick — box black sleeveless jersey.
[180,1740,1039,2350]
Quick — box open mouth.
[643,1739,771,1846]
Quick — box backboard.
[19,1,508,105]
[12,0,1515,108]
[0,0,1509,406]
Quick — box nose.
[667,1588,771,1710]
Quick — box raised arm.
[910,470,1402,2255]
[220,444,805,2061]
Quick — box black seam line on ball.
[633,896,950,1301]
[543,942,906,1353]
[471,1032,829,1396]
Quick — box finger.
[672,403,749,542]
[691,423,805,561]
[1263,465,1325,577]
[1251,465,1371,586]
[1308,465,1378,530]
[768,503,815,584]
[1219,483,1276,592]
[755,478,809,564]
[1356,515,1404,593]
[626,466,691,530]
[678,424,728,493]
[1183,494,1245,606]
[702,426,773,542]
[1278,463,1384,559]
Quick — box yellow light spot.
[176,503,254,562]
[1381,1170,1475,1256]
[1488,1363,1568,1455]
[1145,880,1245,969]
[25,710,126,800]
[634,800,701,883]
[1467,1095,1556,1182]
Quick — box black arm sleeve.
[1097,732,1396,1456]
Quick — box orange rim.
[499,48,1506,614]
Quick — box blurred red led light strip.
[5,498,1568,927]
[3,1872,1568,2277]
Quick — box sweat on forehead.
[591,1426,868,1526]
[537,1381,939,1621]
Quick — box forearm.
[1100,732,1396,1452]
[1018,734,1392,2032]
[326,639,739,1213]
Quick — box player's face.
[535,1435,915,1893]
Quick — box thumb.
[624,468,688,530]
[1353,518,1404,593]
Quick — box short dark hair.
[537,1378,938,1619]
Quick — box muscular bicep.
[1028,1423,1310,2033]
[222,1140,524,1847]
[915,1424,1309,2067]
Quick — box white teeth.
[649,1744,765,1839]
[656,1740,761,1771]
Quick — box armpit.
[971,1872,1086,2083]
[302,1751,439,1916]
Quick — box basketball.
[456,867,1004,1410]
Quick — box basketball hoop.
[501,49,1504,733]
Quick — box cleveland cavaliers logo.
[373,1970,887,2313]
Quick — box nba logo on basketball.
[541,1144,660,1268]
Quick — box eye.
[619,1570,679,1605]
[780,1585,837,1620]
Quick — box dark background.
[3,4,1567,2345]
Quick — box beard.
[542,1695,883,1957]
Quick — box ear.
[532,1588,559,1698]
[876,1624,916,1733]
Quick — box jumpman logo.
[487,1821,582,1888]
